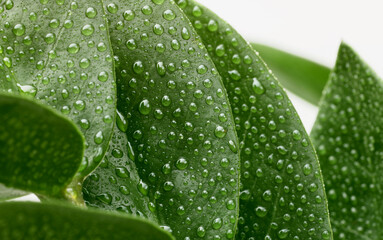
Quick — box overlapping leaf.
[83,0,241,239]
[0,93,83,198]
[179,1,332,239]
[0,0,117,197]
[0,201,174,240]
[311,43,383,239]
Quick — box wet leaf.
[251,43,330,105]
[83,0,241,239]
[0,93,83,198]
[311,43,383,239]
[179,1,332,239]
[0,0,117,193]
[0,201,174,240]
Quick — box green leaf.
[0,184,27,201]
[179,1,333,239]
[311,43,383,239]
[251,43,330,105]
[0,93,83,198]
[0,0,117,193]
[0,201,174,240]
[0,55,18,93]
[83,0,241,239]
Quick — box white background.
[14,0,383,202]
[201,0,383,131]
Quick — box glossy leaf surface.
[179,1,332,239]
[311,43,383,239]
[252,43,330,105]
[83,0,240,239]
[0,94,83,198]
[0,0,117,186]
[0,201,174,240]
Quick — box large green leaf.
[179,1,333,239]
[0,0,117,196]
[0,93,83,198]
[251,43,330,105]
[311,43,383,239]
[0,201,174,240]
[83,0,241,239]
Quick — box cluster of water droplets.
[0,0,116,177]
[311,44,383,240]
[83,0,241,239]
[180,1,332,239]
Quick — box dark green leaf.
[0,201,174,240]
[0,0,117,193]
[0,184,27,201]
[311,43,382,239]
[251,43,330,105]
[83,0,241,239]
[0,93,83,198]
[179,1,332,239]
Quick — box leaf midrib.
[37,1,71,89]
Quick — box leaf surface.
[0,0,117,192]
[251,43,330,105]
[83,0,240,239]
[0,93,83,198]
[0,201,174,240]
[311,43,383,239]
[179,1,333,239]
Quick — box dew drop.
[163,9,175,21]
[176,157,188,170]
[80,119,90,129]
[197,226,206,237]
[139,99,151,115]
[207,19,218,32]
[278,229,289,239]
[181,27,190,40]
[303,163,313,176]
[292,130,302,140]
[123,10,135,21]
[163,181,174,191]
[107,3,118,13]
[17,84,37,97]
[67,43,80,54]
[115,167,130,178]
[133,61,144,74]
[94,131,104,144]
[116,110,128,132]
[212,218,222,230]
[96,193,112,205]
[81,24,95,36]
[215,125,227,138]
[86,7,97,18]
[137,180,149,196]
[74,100,85,111]
[153,24,164,35]
[252,77,265,95]
[2,57,12,68]
[12,23,25,36]
[98,71,109,82]
[255,206,267,217]
[141,5,152,15]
